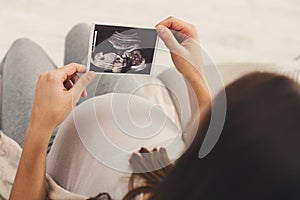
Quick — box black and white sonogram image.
[89,24,157,75]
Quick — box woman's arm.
[156,17,211,110]
[155,17,211,145]
[9,63,95,200]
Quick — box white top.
[46,93,186,199]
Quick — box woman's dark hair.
[123,147,174,200]
[148,72,300,200]
[89,147,174,200]
[91,72,300,200]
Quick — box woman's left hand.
[29,63,96,131]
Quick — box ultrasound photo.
[88,24,158,75]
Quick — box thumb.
[72,71,96,105]
[156,25,183,55]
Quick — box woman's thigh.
[1,38,57,146]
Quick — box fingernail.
[79,65,87,71]
[88,71,96,79]
[156,25,165,34]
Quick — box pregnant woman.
[7,16,300,200]
[6,17,209,199]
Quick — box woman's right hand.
[155,16,203,80]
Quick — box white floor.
[1,0,300,67]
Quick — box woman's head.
[150,72,300,200]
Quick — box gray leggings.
[0,24,91,147]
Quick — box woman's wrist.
[25,120,54,150]
[29,111,57,131]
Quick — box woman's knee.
[4,38,56,73]
[66,23,91,40]
[7,38,44,59]
[10,38,38,50]
[64,23,91,65]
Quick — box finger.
[70,75,87,98]
[70,74,79,84]
[71,71,96,105]
[156,16,198,40]
[58,63,87,80]
[156,25,184,54]
[171,29,189,44]
[81,90,88,98]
